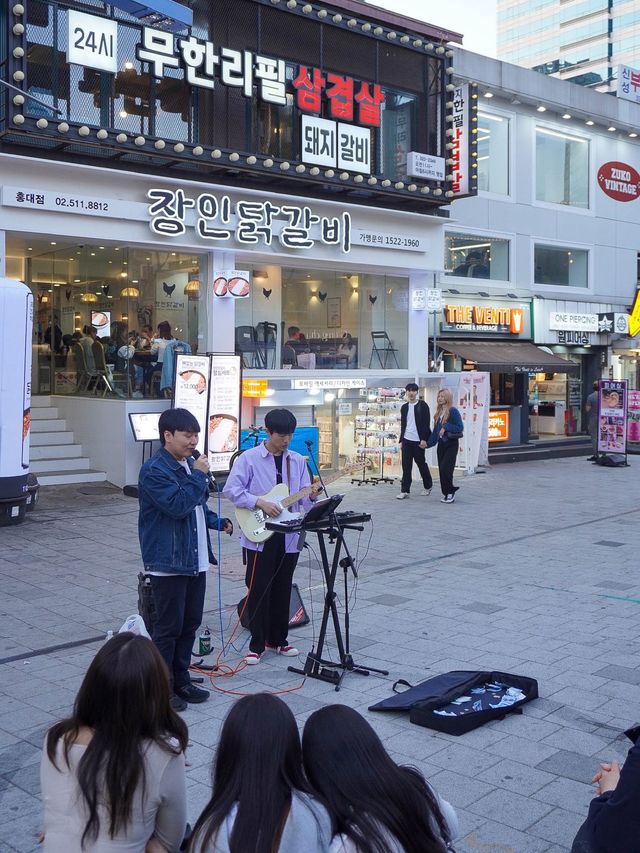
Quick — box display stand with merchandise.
[353,389,403,485]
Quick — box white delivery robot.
[0,278,36,525]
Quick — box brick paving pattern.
[1,456,639,851]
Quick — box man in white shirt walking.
[397,383,433,499]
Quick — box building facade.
[1,0,472,486]
[497,0,640,91]
[439,49,640,447]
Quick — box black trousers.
[150,572,206,691]
[437,438,459,497]
[246,534,298,654]
[400,439,433,493]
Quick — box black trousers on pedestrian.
[246,534,298,654]
[437,438,459,497]
[150,572,205,691]
[401,439,433,492]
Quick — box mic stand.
[304,439,328,497]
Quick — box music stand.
[287,509,388,690]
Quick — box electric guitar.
[235,463,364,543]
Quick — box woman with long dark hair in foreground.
[188,693,331,853]
[303,705,459,853]
[41,633,188,852]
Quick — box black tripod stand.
[288,511,388,690]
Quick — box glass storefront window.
[445,232,510,281]
[9,237,204,399]
[534,244,588,287]
[234,265,409,369]
[381,91,417,180]
[477,112,509,195]
[536,127,589,208]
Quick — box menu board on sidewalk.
[174,353,241,470]
[207,355,241,472]
[597,379,628,455]
[628,389,640,445]
[173,354,211,455]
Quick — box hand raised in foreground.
[592,761,621,795]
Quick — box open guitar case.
[369,670,538,736]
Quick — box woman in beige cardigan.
[40,633,188,852]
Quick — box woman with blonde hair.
[429,388,464,503]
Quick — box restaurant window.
[380,91,418,180]
[534,244,589,287]
[13,237,205,399]
[536,127,589,209]
[477,112,509,195]
[445,232,510,281]
[234,266,409,369]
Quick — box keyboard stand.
[287,512,389,691]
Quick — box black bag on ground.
[596,454,627,467]
[369,670,538,736]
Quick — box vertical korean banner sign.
[597,379,628,455]
[173,354,211,455]
[451,83,469,196]
[207,355,242,473]
[627,389,640,446]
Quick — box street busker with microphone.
[224,409,322,666]
[138,408,233,712]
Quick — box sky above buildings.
[374,0,498,57]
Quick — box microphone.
[192,449,217,491]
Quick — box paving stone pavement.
[1,456,640,852]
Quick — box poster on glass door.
[597,379,628,455]
[173,353,241,470]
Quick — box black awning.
[441,340,579,373]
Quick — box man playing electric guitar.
[224,409,322,665]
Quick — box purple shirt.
[223,442,313,552]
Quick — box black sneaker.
[175,683,210,704]
[170,693,188,712]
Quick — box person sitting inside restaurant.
[337,332,357,368]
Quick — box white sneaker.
[396,492,410,500]
[440,494,455,503]
[420,488,432,496]
[244,652,263,665]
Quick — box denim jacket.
[138,447,228,575]
[427,406,464,447]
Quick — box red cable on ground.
[190,549,307,697]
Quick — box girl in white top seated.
[303,705,459,853]
[187,693,331,853]
[40,633,188,853]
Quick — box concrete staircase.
[488,435,592,464]
[30,397,107,486]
